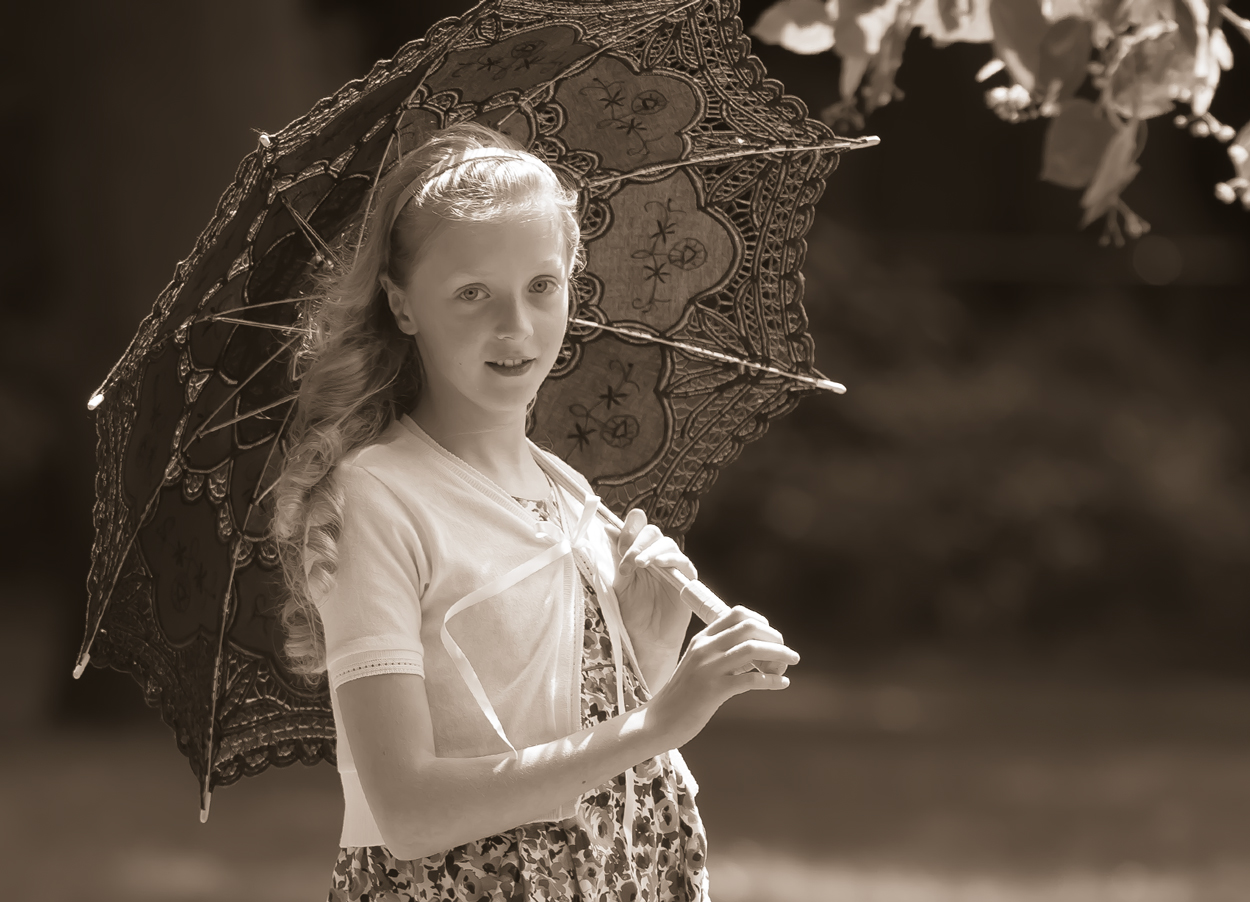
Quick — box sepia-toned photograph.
[2,0,1248,899]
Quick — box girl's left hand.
[613,508,695,650]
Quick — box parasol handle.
[666,570,729,626]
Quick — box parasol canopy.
[77,0,876,819]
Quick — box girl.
[272,121,799,902]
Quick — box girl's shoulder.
[333,417,436,498]
[339,416,428,473]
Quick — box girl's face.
[387,211,571,424]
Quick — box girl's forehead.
[413,213,570,275]
[441,210,563,239]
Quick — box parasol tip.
[72,653,90,679]
[818,379,847,394]
[200,791,212,823]
[87,393,105,411]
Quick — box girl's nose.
[494,290,533,340]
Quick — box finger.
[633,540,696,580]
[627,524,664,557]
[754,660,790,676]
[617,508,648,556]
[703,604,769,637]
[722,639,800,669]
[729,670,790,696]
[639,552,697,581]
[730,659,789,677]
[622,524,666,576]
[701,614,784,647]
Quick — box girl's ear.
[380,276,418,335]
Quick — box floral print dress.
[327,494,710,902]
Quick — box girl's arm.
[337,607,796,860]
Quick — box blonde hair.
[271,122,583,686]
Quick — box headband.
[383,151,530,238]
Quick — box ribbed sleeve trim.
[329,652,425,692]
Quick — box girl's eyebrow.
[445,265,567,283]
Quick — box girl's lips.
[486,358,535,376]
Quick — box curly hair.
[270,122,583,686]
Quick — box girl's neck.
[410,396,546,496]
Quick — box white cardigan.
[317,414,660,849]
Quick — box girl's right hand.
[646,605,799,749]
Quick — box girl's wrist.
[637,696,683,754]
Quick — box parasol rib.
[570,317,844,393]
[199,395,296,437]
[181,335,299,452]
[199,397,298,821]
[207,317,302,333]
[205,296,305,316]
[584,139,879,189]
[201,529,243,823]
[280,195,339,262]
[77,336,298,680]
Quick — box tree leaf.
[1041,98,1116,188]
[1181,0,1217,115]
[1230,121,1250,181]
[1080,118,1147,227]
[1105,23,1185,119]
[837,0,910,56]
[1037,17,1094,98]
[989,0,1049,89]
[752,0,837,54]
[1047,0,1109,24]
[1172,0,1201,56]
[839,52,873,100]
[1222,5,1250,46]
[940,0,973,32]
[832,0,909,99]
[1211,28,1233,70]
[864,0,926,109]
[913,0,994,43]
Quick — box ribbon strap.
[441,479,600,755]
[542,460,640,867]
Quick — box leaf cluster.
[753,0,1250,242]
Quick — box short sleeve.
[318,462,426,692]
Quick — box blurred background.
[2,0,1248,899]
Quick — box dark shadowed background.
[2,0,1249,899]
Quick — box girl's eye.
[457,287,486,301]
[531,279,556,293]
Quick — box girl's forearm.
[382,703,672,860]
